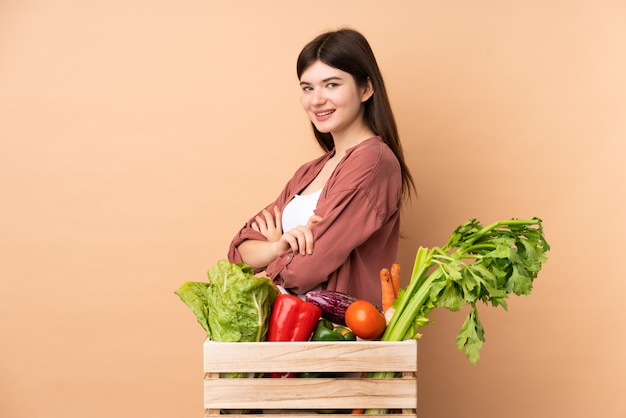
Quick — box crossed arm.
[237,206,323,269]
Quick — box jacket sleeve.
[227,155,328,268]
[265,142,402,294]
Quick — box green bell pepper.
[334,325,357,341]
[311,318,356,341]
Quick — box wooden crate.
[203,339,417,417]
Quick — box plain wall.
[1,1,625,417]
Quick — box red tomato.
[344,300,386,340]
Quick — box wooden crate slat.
[203,340,417,373]
[204,377,417,410]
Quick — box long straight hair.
[296,28,415,199]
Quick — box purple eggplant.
[304,290,357,326]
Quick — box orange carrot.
[390,262,401,298]
[380,268,395,312]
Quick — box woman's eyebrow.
[299,76,343,86]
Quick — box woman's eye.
[302,86,313,92]
[327,83,338,88]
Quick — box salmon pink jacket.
[227,136,403,306]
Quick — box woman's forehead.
[299,61,350,83]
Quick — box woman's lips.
[314,109,335,121]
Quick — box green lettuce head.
[175,260,278,342]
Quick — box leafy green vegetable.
[365,217,549,414]
[175,281,211,335]
[383,217,550,364]
[175,259,278,342]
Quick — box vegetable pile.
[176,217,549,366]
[176,217,549,415]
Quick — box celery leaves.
[382,217,550,364]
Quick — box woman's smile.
[299,60,373,142]
[314,109,335,120]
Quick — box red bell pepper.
[267,293,322,378]
[267,293,322,342]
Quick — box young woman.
[227,28,415,305]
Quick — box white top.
[281,189,322,233]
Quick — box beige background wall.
[1,1,625,417]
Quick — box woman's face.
[299,60,373,141]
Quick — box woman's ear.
[361,78,374,102]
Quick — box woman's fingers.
[254,215,268,234]
[261,209,275,229]
[252,208,284,242]
[276,210,321,256]
[273,206,282,231]
[299,225,315,255]
[280,233,299,254]
[282,225,315,256]
[294,228,308,256]
[306,214,323,228]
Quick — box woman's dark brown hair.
[296,28,415,199]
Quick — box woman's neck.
[332,126,377,157]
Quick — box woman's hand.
[279,213,323,256]
[251,207,323,256]
[241,210,323,268]
[251,206,283,242]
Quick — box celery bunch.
[384,217,550,364]
[365,218,549,414]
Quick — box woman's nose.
[311,89,326,105]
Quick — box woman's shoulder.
[345,137,400,174]
[333,137,402,213]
